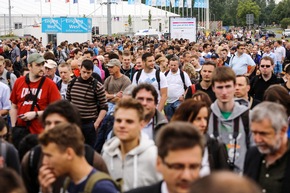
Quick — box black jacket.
[125,181,162,193]
[244,146,290,193]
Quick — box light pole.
[8,0,12,35]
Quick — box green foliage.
[281,18,290,29]
[148,10,152,26]
[236,0,261,26]
[128,14,132,26]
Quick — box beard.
[256,136,282,155]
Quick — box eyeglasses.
[162,160,201,173]
[260,65,271,68]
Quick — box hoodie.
[102,134,162,192]
[207,101,250,173]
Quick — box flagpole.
[50,0,52,16]
[69,1,71,16]
[40,0,42,17]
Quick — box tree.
[148,10,152,27]
[128,14,132,27]
[281,18,290,29]
[236,0,261,26]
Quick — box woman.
[171,99,229,176]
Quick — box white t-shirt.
[132,69,168,101]
[60,82,68,99]
[166,69,192,103]
[275,46,286,62]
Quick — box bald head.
[190,172,261,193]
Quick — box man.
[66,59,108,147]
[244,102,289,193]
[274,40,286,76]
[0,168,26,193]
[219,48,230,66]
[121,51,136,81]
[10,53,61,148]
[73,48,83,60]
[229,43,256,76]
[20,42,28,67]
[38,123,118,193]
[249,56,284,101]
[262,44,276,64]
[185,61,216,102]
[235,75,260,109]
[56,63,72,99]
[190,171,261,193]
[0,81,11,118]
[165,57,192,121]
[102,98,161,192]
[126,121,204,193]
[207,66,250,173]
[131,83,167,140]
[10,41,20,66]
[201,43,212,57]
[132,53,168,111]
[104,59,131,114]
[134,56,143,70]
[56,45,67,63]
[0,55,17,90]
[21,100,109,193]
[83,50,102,77]
[182,51,192,64]
[44,59,61,83]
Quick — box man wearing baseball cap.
[44,59,61,83]
[10,53,61,149]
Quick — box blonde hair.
[183,62,197,79]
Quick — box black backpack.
[164,70,187,91]
[135,69,161,90]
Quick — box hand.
[116,91,123,98]
[0,157,4,168]
[94,120,101,130]
[19,111,37,121]
[178,95,184,102]
[38,165,56,193]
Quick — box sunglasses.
[260,65,271,68]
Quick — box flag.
[161,0,166,6]
[146,0,152,5]
[45,0,50,2]
[90,0,95,3]
[156,0,161,6]
[128,0,135,4]
[174,0,179,7]
[187,0,192,8]
[66,0,70,3]
[178,0,183,8]
[166,0,170,6]
[73,0,78,3]
[194,0,207,8]
[35,0,40,2]
[151,0,156,6]
[170,0,175,7]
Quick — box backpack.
[0,140,8,168]
[6,71,11,90]
[62,171,121,193]
[135,69,161,90]
[212,110,250,149]
[28,145,95,193]
[94,113,115,153]
[164,70,187,91]
[68,77,99,98]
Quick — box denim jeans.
[274,61,282,75]
[81,121,96,148]
[164,100,181,121]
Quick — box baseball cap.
[28,53,45,64]
[211,53,219,59]
[204,54,211,59]
[107,59,121,67]
[44,59,57,68]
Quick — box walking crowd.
[0,28,290,193]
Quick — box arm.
[158,87,167,111]
[94,110,107,130]
[10,103,18,127]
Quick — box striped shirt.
[66,77,108,119]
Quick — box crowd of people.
[0,29,290,193]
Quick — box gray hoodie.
[208,101,250,173]
[102,134,162,192]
